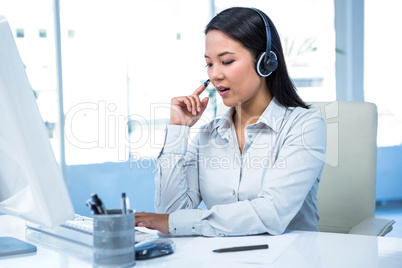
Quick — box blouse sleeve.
[154,125,201,213]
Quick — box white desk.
[1,215,402,268]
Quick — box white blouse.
[155,97,326,236]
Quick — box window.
[365,0,402,147]
[1,0,59,161]
[365,0,402,202]
[60,0,211,163]
[60,0,138,164]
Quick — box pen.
[91,193,107,214]
[213,244,268,253]
[86,198,100,215]
[121,192,127,214]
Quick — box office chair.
[311,102,395,236]
[215,101,395,236]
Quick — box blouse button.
[192,227,196,233]
[232,190,236,196]
[173,228,177,234]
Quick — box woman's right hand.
[170,81,210,127]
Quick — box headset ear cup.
[255,52,268,77]
[256,51,277,77]
[266,51,278,73]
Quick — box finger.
[173,96,192,113]
[135,216,152,228]
[200,97,209,111]
[135,215,144,224]
[182,97,193,113]
[193,97,209,118]
[189,95,202,114]
[192,80,209,96]
[136,221,144,227]
[139,219,157,230]
[136,220,150,228]
[187,95,197,115]
[135,212,150,222]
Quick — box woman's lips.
[216,86,230,96]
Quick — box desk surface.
[1,215,402,268]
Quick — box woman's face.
[205,30,269,108]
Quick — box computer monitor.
[0,14,74,234]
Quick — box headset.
[250,8,278,77]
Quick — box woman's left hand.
[135,212,170,234]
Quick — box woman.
[135,7,326,236]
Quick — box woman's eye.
[223,60,234,65]
[205,60,234,67]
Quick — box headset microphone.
[250,8,278,77]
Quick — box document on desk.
[173,233,298,265]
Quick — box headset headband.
[249,8,278,77]
[250,8,272,63]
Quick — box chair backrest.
[310,102,378,233]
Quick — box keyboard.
[26,214,158,247]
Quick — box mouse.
[135,238,175,260]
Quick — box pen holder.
[93,209,135,268]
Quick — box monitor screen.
[0,15,74,228]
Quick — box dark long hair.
[205,7,309,109]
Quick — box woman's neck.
[233,90,272,128]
